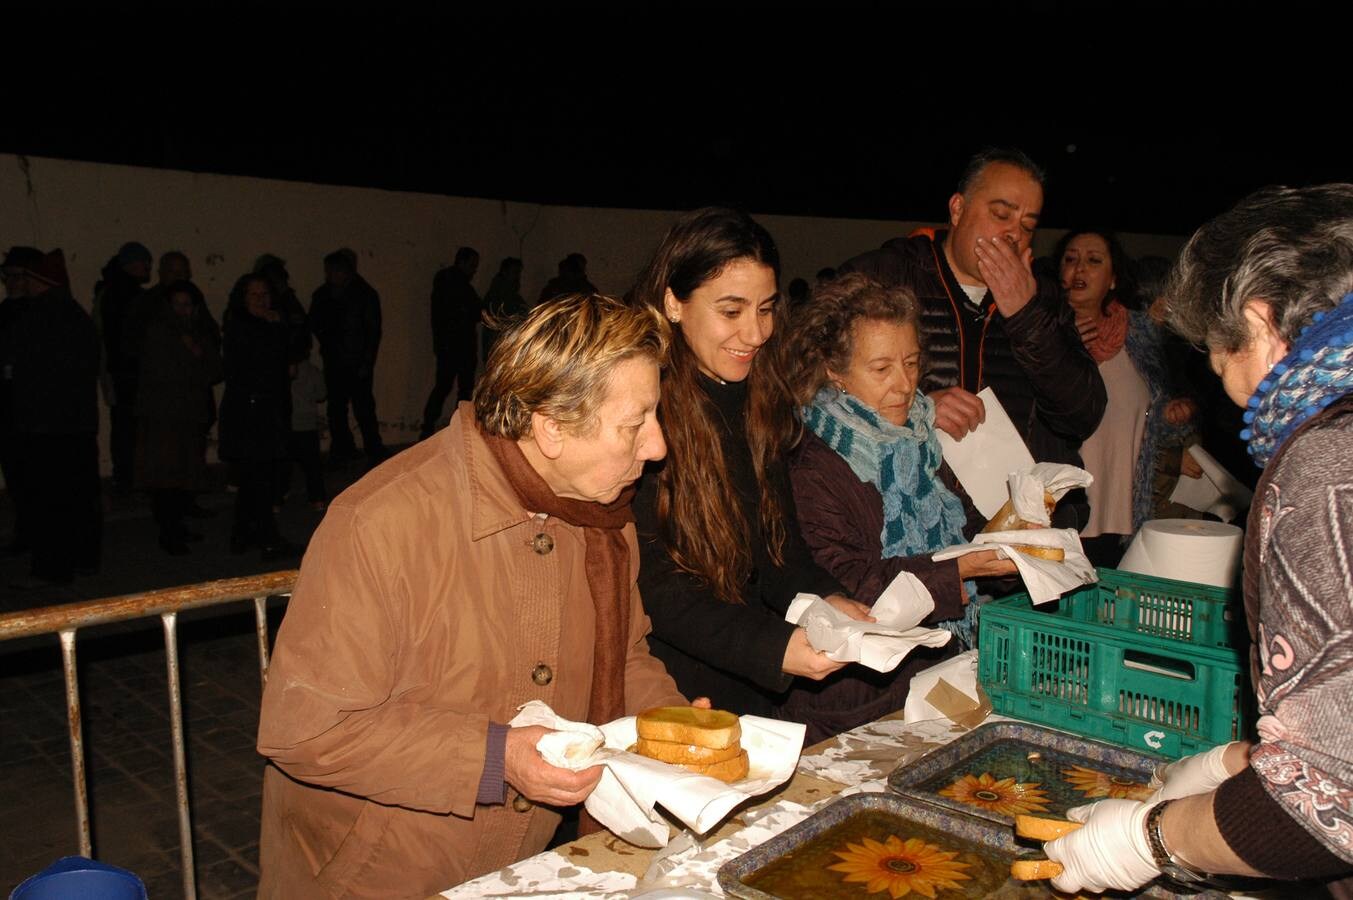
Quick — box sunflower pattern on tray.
[829,834,973,898]
[1061,764,1153,801]
[936,773,1051,816]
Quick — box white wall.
[1,152,1186,464]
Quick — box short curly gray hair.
[1168,184,1353,351]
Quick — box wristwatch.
[1145,799,1212,885]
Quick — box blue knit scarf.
[1241,292,1353,467]
[803,388,970,557]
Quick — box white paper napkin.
[903,650,986,724]
[509,701,804,849]
[1009,463,1094,525]
[1167,443,1254,523]
[932,527,1096,604]
[935,387,1037,518]
[783,572,951,672]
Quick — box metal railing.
[0,570,298,900]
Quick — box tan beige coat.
[257,405,684,899]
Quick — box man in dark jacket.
[309,250,385,464]
[841,148,1106,529]
[419,246,481,439]
[3,250,102,587]
[538,252,596,305]
[94,241,152,491]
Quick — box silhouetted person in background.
[128,250,194,356]
[538,251,596,304]
[0,246,46,555]
[2,250,102,587]
[95,241,152,492]
[135,280,222,555]
[220,273,297,560]
[280,343,327,510]
[786,276,810,311]
[480,256,525,361]
[309,250,385,463]
[815,266,837,285]
[420,246,480,439]
[254,254,312,364]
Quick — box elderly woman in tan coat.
[257,294,692,898]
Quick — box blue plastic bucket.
[9,856,147,900]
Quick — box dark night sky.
[6,4,1344,237]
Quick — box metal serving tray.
[717,791,1219,899]
[887,720,1165,827]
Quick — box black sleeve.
[1002,280,1107,443]
[632,474,796,694]
[1214,766,1353,881]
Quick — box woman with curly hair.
[781,272,1018,736]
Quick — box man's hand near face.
[975,236,1038,318]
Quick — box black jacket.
[429,267,482,355]
[0,288,100,435]
[95,262,147,380]
[634,376,843,717]
[218,310,290,461]
[841,230,1106,529]
[309,276,381,372]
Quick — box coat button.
[531,663,553,686]
[532,533,554,555]
[512,794,533,813]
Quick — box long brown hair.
[630,207,798,604]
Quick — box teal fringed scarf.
[803,388,969,558]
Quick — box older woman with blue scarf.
[778,273,1017,738]
[1039,185,1353,896]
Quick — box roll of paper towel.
[1118,519,1243,588]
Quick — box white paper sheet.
[1168,444,1254,523]
[511,701,804,849]
[935,387,1036,518]
[932,527,1096,604]
[783,572,951,672]
[1009,463,1094,525]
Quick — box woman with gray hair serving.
[1040,185,1353,895]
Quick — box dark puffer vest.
[841,230,1106,529]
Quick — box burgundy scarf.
[482,432,634,729]
[1083,299,1130,363]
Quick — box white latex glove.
[1044,799,1160,894]
[1146,742,1237,803]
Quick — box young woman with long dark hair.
[630,207,874,735]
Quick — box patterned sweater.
[1214,395,1353,889]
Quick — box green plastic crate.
[978,568,1250,758]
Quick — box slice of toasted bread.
[1014,815,1082,840]
[680,749,749,783]
[1011,544,1065,562]
[636,707,741,750]
[1010,859,1064,880]
[634,737,742,765]
[982,492,1057,534]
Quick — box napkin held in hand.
[784,571,951,672]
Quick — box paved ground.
[0,453,380,898]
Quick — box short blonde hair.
[475,292,670,439]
